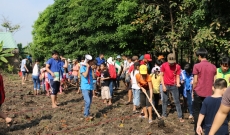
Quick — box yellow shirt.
[151,74,161,94]
[216,68,230,86]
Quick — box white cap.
[117,55,121,59]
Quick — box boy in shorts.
[100,63,112,105]
[196,78,228,135]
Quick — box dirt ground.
[0,73,206,135]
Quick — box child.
[181,63,193,119]
[44,70,51,96]
[136,65,153,123]
[215,57,230,86]
[150,66,161,110]
[130,62,141,114]
[100,63,112,105]
[196,78,228,135]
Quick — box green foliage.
[7,64,14,73]
[0,41,14,65]
[32,0,144,59]
[31,0,230,64]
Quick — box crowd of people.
[1,48,230,135]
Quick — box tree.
[1,16,20,34]
[31,0,143,59]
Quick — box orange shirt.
[136,74,151,90]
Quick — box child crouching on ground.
[100,63,112,105]
[196,78,229,135]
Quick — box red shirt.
[161,62,181,86]
[193,60,216,97]
[128,65,134,73]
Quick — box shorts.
[101,86,111,99]
[73,76,78,83]
[22,71,26,77]
[49,79,60,95]
[140,90,152,107]
[45,81,50,90]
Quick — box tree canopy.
[32,0,230,64]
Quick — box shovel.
[142,90,165,127]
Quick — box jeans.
[32,75,40,90]
[160,84,163,101]
[82,90,93,117]
[132,89,140,106]
[115,75,120,88]
[186,90,193,115]
[109,79,115,97]
[193,91,205,134]
[162,85,183,118]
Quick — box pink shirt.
[72,64,79,76]
[161,62,181,86]
[193,60,216,97]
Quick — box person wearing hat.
[140,54,152,74]
[158,55,165,63]
[80,54,94,120]
[136,65,153,123]
[160,53,184,122]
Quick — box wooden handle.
[143,91,161,118]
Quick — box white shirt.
[20,59,27,71]
[32,64,40,76]
[130,70,140,89]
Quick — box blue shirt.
[181,70,193,97]
[80,65,93,90]
[46,58,64,80]
[200,97,229,135]
[96,57,105,66]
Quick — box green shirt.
[115,60,120,73]
[216,68,230,86]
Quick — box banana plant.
[0,41,14,64]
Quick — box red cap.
[144,54,152,61]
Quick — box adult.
[20,56,29,84]
[0,74,12,127]
[46,50,67,108]
[121,55,128,81]
[128,56,139,74]
[160,53,184,122]
[96,54,105,66]
[32,59,40,95]
[192,48,216,134]
[80,55,94,120]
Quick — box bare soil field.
[0,73,217,135]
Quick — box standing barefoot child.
[136,65,153,124]
[100,63,112,105]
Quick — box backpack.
[108,64,117,79]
